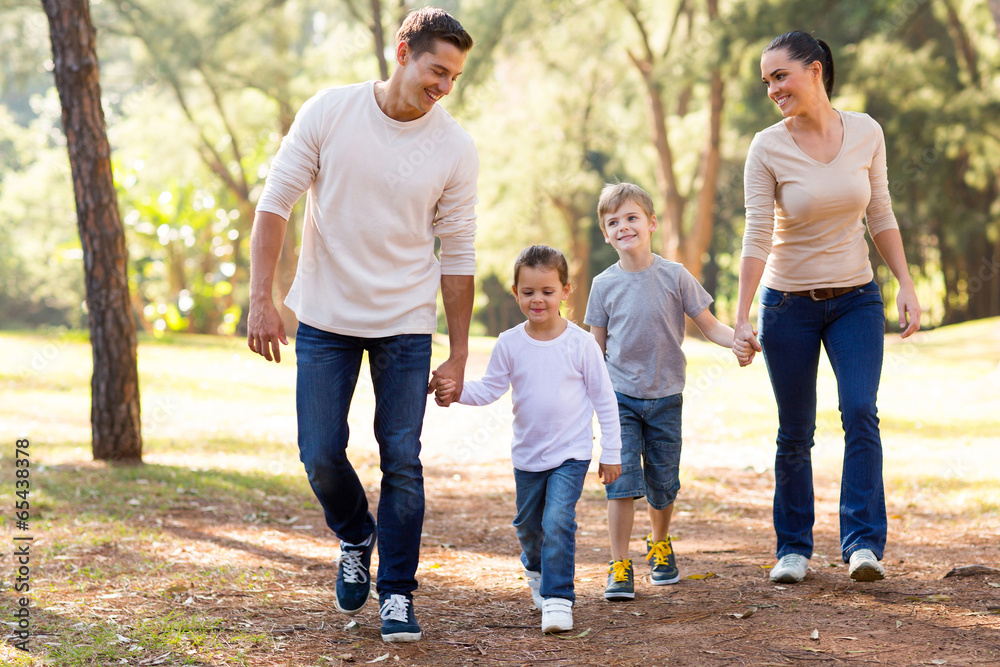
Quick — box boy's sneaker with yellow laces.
[645,533,680,585]
[604,558,635,600]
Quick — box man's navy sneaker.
[335,530,376,615]
[380,594,422,642]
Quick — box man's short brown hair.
[597,182,656,230]
[397,7,473,58]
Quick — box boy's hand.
[732,337,756,366]
[732,324,759,367]
[599,463,621,485]
[433,377,458,407]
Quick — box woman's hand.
[896,281,921,338]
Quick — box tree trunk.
[681,65,724,283]
[370,0,389,81]
[42,0,142,462]
[552,197,592,326]
[631,57,684,262]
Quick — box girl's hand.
[434,378,457,407]
[599,463,621,485]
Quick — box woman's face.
[760,48,823,117]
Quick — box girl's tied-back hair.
[764,31,835,99]
[513,245,569,288]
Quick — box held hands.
[428,357,466,407]
[598,463,621,486]
[732,321,762,367]
[247,299,288,363]
[429,372,458,407]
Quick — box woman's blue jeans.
[513,458,590,601]
[295,323,431,597]
[758,281,887,563]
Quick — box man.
[246,8,476,643]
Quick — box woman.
[734,31,921,584]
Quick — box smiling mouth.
[426,90,442,102]
[775,95,790,107]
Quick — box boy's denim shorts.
[605,391,682,510]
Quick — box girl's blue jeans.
[758,280,887,563]
[295,323,431,597]
[513,458,590,601]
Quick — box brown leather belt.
[786,285,865,301]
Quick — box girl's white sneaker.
[525,570,543,610]
[541,598,573,633]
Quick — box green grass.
[28,609,264,666]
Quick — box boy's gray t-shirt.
[584,255,713,399]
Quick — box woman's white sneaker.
[769,553,809,583]
[848,549,886,582]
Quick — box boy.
[584,182,742,600]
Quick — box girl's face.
[512,265,569,330]
[760,48,823,117]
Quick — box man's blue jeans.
[758,281,887,563]
[295,323,431,597]
[513,458,590,602]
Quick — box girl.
[435,245,621,633]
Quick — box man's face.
[396,40,466,121]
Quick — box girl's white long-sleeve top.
[458,322,622,472]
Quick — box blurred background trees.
[2,0,998,337]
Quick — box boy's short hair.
[597,182,656,230]
[397,7,474,58]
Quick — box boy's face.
[601,201,657,255]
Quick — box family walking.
[246,6,921,642]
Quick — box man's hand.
[247,299,288,363]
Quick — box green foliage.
[0,100,85,328]
[1,0,998,333]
